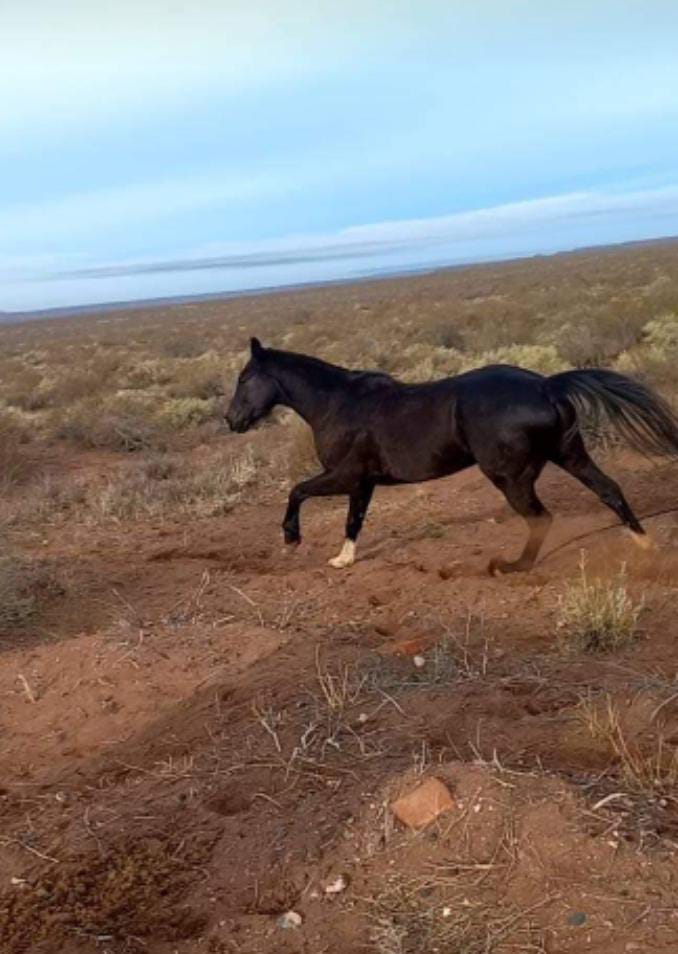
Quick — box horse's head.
[226,338,280,433]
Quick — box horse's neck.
[271,357,347,427]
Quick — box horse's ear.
[250,337,264,358]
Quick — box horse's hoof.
[488,557,527,576]
[328,540,356,569]
[629,530,656,552]
[283,532,301,546]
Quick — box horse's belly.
[378,436,471,483]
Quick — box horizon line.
[3,233,677,324]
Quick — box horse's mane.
[264,347,396,390]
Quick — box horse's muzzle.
[226,414,251,433]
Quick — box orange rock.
[391,777,454,830]
[379,634,438,657]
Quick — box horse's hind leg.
[328,479,375,568]
[483,466,552,574]
[554,433,651,549]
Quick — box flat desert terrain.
[3,240,678,953]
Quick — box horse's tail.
[546,368,678,458]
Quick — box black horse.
[226,338,678,572]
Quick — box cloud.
[4,178,678,312]
[42,184,678,281]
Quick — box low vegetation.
[0,412,32,490]
[0,549,63,630]
[557,553,643,653]
[1,240,677,624]
[576,688,678,842]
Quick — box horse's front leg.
[281,468,361,551]
[328,479,375,568]
[283,462,374,567]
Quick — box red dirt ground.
[2,445,678,953]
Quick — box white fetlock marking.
[328,539,356,569]
[629,530,655,551]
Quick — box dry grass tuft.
[370,875,542,954]
[90,446,258,521]
[166,353,227,400]
[284,415,319,482]
[554,308,647,367]
[366,615,489,693]
[0,551,64,629]
[557,553,643,653]
[53,393,218,452]
[53,395,166,452]
[578,692,678,793]
[0,413,33,489]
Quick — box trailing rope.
[540,505,678,563]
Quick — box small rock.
[323,874,348,895]
[442,906,452,918]
[413,655,426,669]
[391,777,455,830]
[277,910,303,929]
[567,911,587,927]
[385,635,435,656]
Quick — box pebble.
[277,910,303,929]
[413,655,426,668]
[323,874,348,895]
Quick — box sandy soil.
[2,427,678,953]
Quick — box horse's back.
[333,363,562,483]
[455,364,563,465]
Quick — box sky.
[2,0,678,312]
